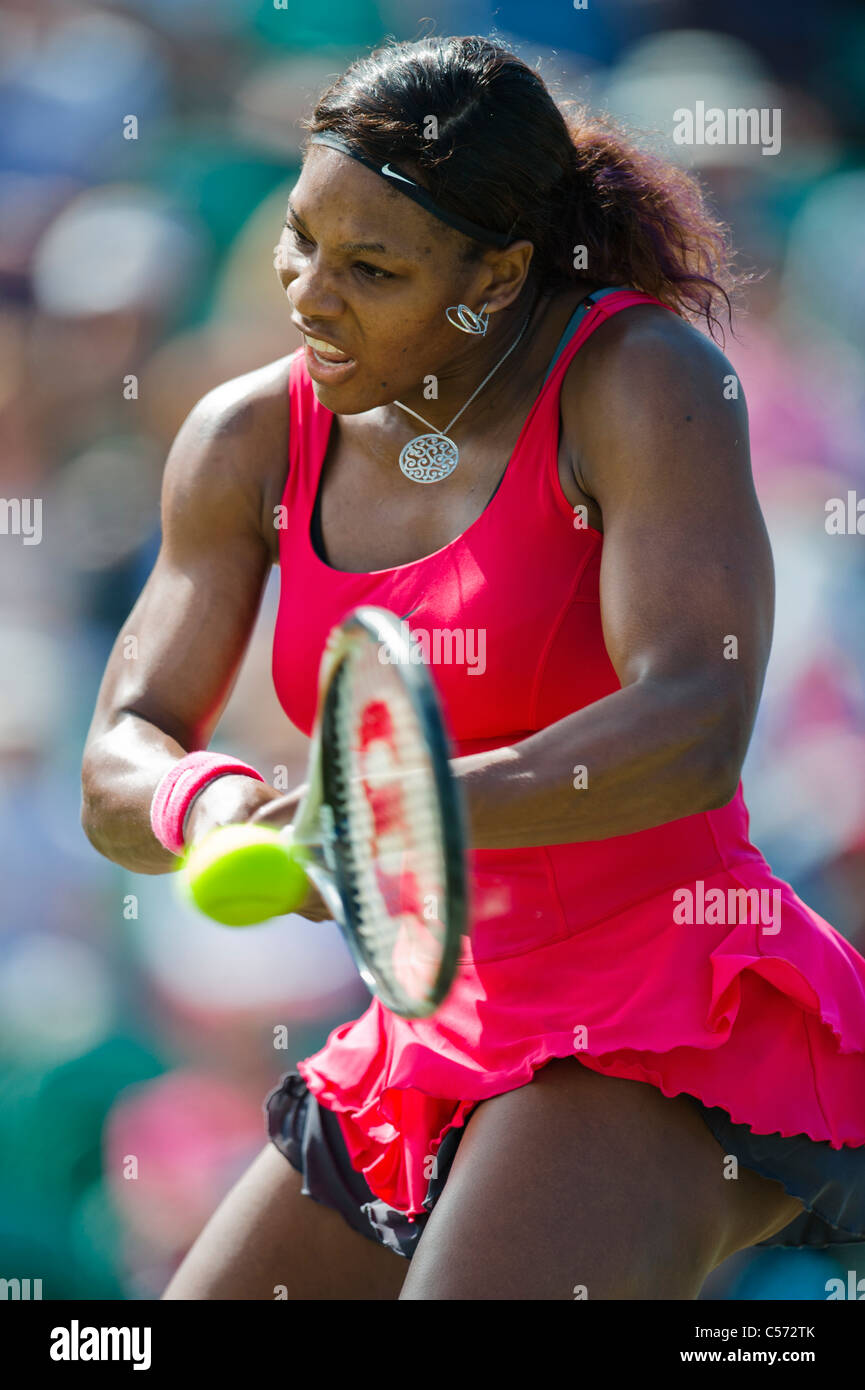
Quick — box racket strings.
[329,640,449,1008]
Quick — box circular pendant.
[398,433,459,484]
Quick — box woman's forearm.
[452,674,741,850]
[83,673,741,870]
[80,713,278,873]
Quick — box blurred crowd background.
[1,0,864,1301]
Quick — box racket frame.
[279,606,468,1018]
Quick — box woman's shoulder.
[162,353,298,565]
[561,298,738,412]
[189,352,297,438]
[558,297,743,465]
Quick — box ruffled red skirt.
[298,840,865,1220]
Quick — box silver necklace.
[393,307,535,484]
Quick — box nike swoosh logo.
[400,604,421,620]
[381,163,415,186]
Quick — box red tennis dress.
[271,289,865,1223]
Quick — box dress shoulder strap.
[541,287,676,394]
[542,287,631,386]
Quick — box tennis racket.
[180,605,468,1018]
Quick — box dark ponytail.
[305,35,743,342]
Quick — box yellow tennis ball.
[180,824,309,927]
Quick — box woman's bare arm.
[81,367,290,873]
[453,309,774,849]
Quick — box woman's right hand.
[183,773,283,848]
[184,775,333,924]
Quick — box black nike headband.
[307,130,518,250]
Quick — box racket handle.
[179,823,309,927]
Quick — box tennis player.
[82,36,865,1300]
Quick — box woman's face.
[273,145,530,415]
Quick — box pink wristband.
[150,751,265,856]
